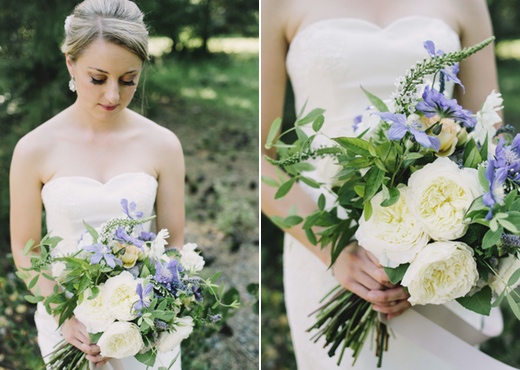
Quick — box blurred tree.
[488,0,520,41]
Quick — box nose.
[104,79,120,104]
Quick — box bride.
[261,0,509,369]
[9,0,185,368]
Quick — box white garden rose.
[180,243,205,272]
[103,271,139,321]
[157,316,194,353]
[401,241,478,305]
[74,286,115,333]
[407,157,483,241]
[355,185,429,267]
[490,255,520,295]
[98,321,144,358]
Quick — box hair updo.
[61,0,149,62]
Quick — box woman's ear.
[65,53,74,76]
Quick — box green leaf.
[261,175,279,187]
[293,162,315,172]
[361,86,389,112]
[463,139,482,169]
[380,187,401,207]
[25,295,45,304]
[296,108,326,126]
[304,228,317,246]
[507,267,520,288]
[363,201,373,221]
[478,165,489,191]
[270,215,302,229]
[317,194,326,211]
[482,226,503,249]
[333,137,370,156]
[83,221,99,241]
[312,114,325,132]
[456,286,492,315]
[506,293,520,321]
[363,167,384,203]
[384,264,409,284]
[295,127,308,142]
[299,176,321,189]
[499,211,520,233]
[27,274,39,290]
[265,117,282,149]
[275,177,296,199]
[23,239,35,255]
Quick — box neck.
[68,101,128,133]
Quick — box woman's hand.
[332,241,411,319]
[61,317,109,367]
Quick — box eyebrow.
[88,67,139,75]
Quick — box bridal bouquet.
[265,36,520,367]
[20,199,238,369]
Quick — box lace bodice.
[41,172,158,256]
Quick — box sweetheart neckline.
[42,172,157,190]
[290,15,458,46]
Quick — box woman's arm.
[454,0,500,112]
[153,127,185,249]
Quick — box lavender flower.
[416,86,476,128]
[376,112,440,151]
[83,243,122,268]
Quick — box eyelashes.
[90,77,136,86]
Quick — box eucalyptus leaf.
[506,294,520,321]
[318,194,326,211]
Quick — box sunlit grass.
[149,36,258,57]
[496,40,520,60]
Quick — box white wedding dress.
[34,172,181,370]
[284,16,511,370]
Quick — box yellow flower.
[113,242,141,269]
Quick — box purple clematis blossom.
[154,259,182,285]
[483,159,508,220]
[83,243,122,268]
[114,227,144,249]
[416,86,476,128]
[376,112,440,151]
[424,40,464,91]
[134,282,153,316]
[121,199,144,219]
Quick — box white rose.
[150,229,169,260]
[407,157,483,241]
[157,316,194,353]
[402,241,478,305]
[74,286,115,333]
[180,243,205,272]
[490,255,520,295]
[355,185,429,267]
[472,90,503,146]
[103,271,139,321]
[98,321,144,358]
[51,261,68,284]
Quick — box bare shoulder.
[127,110,183,158]
[450,0,492,33]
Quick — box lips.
[99,104,119,111]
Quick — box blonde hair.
[62,0,149,62]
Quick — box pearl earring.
[69,76,76,92]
